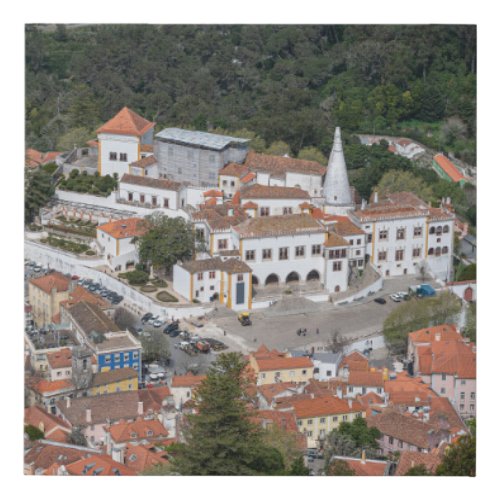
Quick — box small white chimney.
[66,397,71,408]
[85,408,92,423]
[336,386,343,400]
[435,332,441,342]
[348,399,352,409]
[138,401,144,415]
[361,199,367,210]
[373,191,379,204]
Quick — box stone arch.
[306,269,320,281]
[285,271,300,283]
[252,275,259,286]
[265,273,279,286]
[334,285,341,292]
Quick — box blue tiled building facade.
[97,349,142,381]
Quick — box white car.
[389,293,402,302]
[153,320,163,328]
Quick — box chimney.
[310,393,315,400]
[373,191,379,204]
[85,408,92,423]
[348,399,352,409]
[336,386,343,400]
[361,449,366,464]
[435,332,441,342]
[138,401,144,415]
[361,199,367,210]
[66,396,71,408]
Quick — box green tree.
[68,426,87,446]
[327,459,356,476]
[141,330,171,365]
[56,127,92,151]
[24,425,44,441]
[265,140,290,156]
[297,146,327,164]
[170,352,286,475]
[137,214,195,275]
[287,456,309,476]
[435,425,475,476]
[262,423,305,470]
[25,169,55,223]
[375,170,433,203]
[456,263,476,281]
[405,464,432,476]
[462,302,476,343]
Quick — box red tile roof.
[339,351,369,373]
[46,348,72,369]
[33,379,74,395]
[26,148,62,168]
[219,162,249,178]
[245,150,326,176]
[24,405,71,442]
[240,172,257,184]
[242,201,258,209]
[429,397,467,435]
[97,217,147,239]
[433,153,466,183]
[130,155,157,168]
[408,324,461,344]
[24,442,98,473]
[348,370,384,387]
[65,454,136,476]
[138,386,172,413]
[170,373,206,388]
[240,184,310,200]
[395,451,442,475]
[252,354,313,372]
[203,189,223,197]
[333,457,388,476]
[124,444,168,473]
[291,395,363,419]
[257,382,299,404]
[329,216,365,236]
[30,272,70,295]
[108,418,170,443]
[140,144,154,153]
[97,107,154,137]
[62,285,108,309]
[324,232,350,247]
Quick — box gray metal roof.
[155,128,249,150]
[312,352,343,364]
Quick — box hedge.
[156,291,179,303]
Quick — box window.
[210,285,214,291]
[471,392,475,400]
[470,404,475,412]
[378,251,387,261]
[358,259,363,267]
[245,250,255,261]
[114,354,120,362]
[222,180,227,186]
[442,246,449,254]
[440,388,445,394]
[443,225,450,233]
[307,431,313,437]
[436,226,443,236]
[349,239,354,246]
[379,229,388,240]
[357,238,361,245]
[262,249,272,260]
[441,374,447,381]
[128,192,133,202]
[279,247,289,260]
[124,353,129,361]
[414,226,423,237]
[333,416,338,422]
[395,249,404,261]
[297,420,302,426]
[460,392,465,400]
[312,244,321,256]
[430,227,436,234]
[109,152,117,161]
[435,247,442,257]
[326,370,332,376]
[320,418,326,424]
[295,246,305,258]
[348,386,353,393]
[461,380,466,385]
[413,247,421,258]
[460,404,464,411]
[140,194,145,204]
[197,272,203,280]
[428,247,434,255]
[105,355,111,363]
[119,153,128,162]
[163,198,169,208]
[342,415,348,422]
[307,419,313,425]
[218,239,228,250]
[230,181,235,187]
[332,261,342,271]
[56,371,61,376]
[260,207,270,216]
[302,369,307,375]
[237,274,244,282]
[151,196,157,207]
[389,437,394,445]
[209,271,216,279]
[283,207,293,215]
[355,249,361,256]
[367,234,372,243]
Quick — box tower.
[323,127,355,215]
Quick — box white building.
[323,233,350,293]
[173,257,253,311]
[118,174,182,211]
[312,352,343,381]
[96,217,147,271]
[218,163,252,199]
[128,154,158,178]
[97,107,155,178]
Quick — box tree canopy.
[141,330,171,365]
[435,420,475,476]
[25,168,55,223]
[136,214,195,274]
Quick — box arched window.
[435,247,442,256]
[443,225,450,233]
[334,285,340,292]
[442,246,449,254]
[428,248,434,255]
[436,226,443,236]
[429,227,435,234]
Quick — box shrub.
[157,291,179,303]
[119,270,149,285]
[24,425,44,441]
[151,278,167,288]
[140,285,158,293]
[85,250,96,256]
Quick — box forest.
[26,24,476,164]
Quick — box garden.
[58,170,117,196]
[118,269,179,303]
[40,235,91,254]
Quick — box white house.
[218,162,250,199]
[312,352,343,381]
[323,232,350,293]
[96,217,147,271]
[118,174,182,211]
[128,154,159,178]
[173,257,253,311]
[97,107,155,178]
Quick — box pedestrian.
[223,330,226,336]
[254,337,257,343]
[316,327,320,335]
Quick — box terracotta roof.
[33,379,74,395]
[257,382,299,404]
[120,173,182,191]
[171,373,206,388]
[30,272,70,295]
[219,162,249,178]
[24,405,71,442]
[242,201,258,209]
[62,285,108,309]
[245,150,326,176]
[429,397,467,435]
[97,107,155,137]
[65,454,136,476]
[57,391,145,426]
[46,348,72,370]
[124,444,168,473]
[26,148,62,168]
[24,442,97,473]
[231,191,241,204]
[356,392,385,408]
[203,189,223,197]
[426,340,476,379]
[234,213,325,239]
[339,351,369,373]
[140,144,154,153]
[367,409,446,449]
[97,217,147,239]
[108,417,169,443]
[305,378,348,398]
[240,172,257,184]
[179,257,252,274]
[395,451,442,476]
[240,184,310,200]
[332,457,388,476]
[206,213,247,231]
[292,395,363,419]
[384,373,435,405]
[91,368,138,388]
[324,232,350,247]
[129,155,157,168]
[138,386,172,413]
[433,153,466,183]
[408,324,461,344]
[348,370,384,387]
[202,197,217,207]
[252,352,313,372]
[329,216,365,236]
[67,301,120,336]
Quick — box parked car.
[168,329,181,338]
[179,331,191,340]
[141,313,153,323]
[71,275,79,280]
[389,293,401,302]
[195,340,211,353]
[164,321,180,334]
[399,291,410,301]
[238,312,252,326]
[374,297,386,305]
[153,320,164,328]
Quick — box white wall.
[324,253,349,293]
[240,197,309,216]
[99,133,139,178]
[119,180,179,210]
[285,172,323,197]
